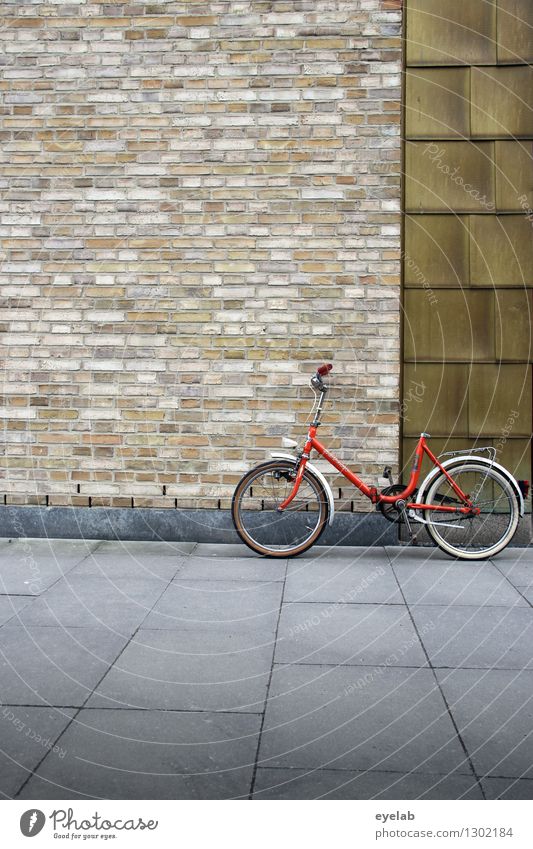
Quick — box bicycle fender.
[270,452,335,526]
[414,455,524,517]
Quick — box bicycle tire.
[424,461,520,560]
[232,460,329,557]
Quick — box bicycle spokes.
[232,460,328,556]
[424,464,519,558]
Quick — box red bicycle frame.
[278,430,477,516]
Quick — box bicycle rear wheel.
[232,460,329,557]
[424,462,519,559]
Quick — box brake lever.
[310,374,326,392]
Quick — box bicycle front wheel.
[424,462,519,559]
[231,460,329,557]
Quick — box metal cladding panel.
[497,0,533,63]
[403,289,495,362]
[495,290,533,362]
[495,140,533,211]
[468,364,532,437]
[469,216,533,287]
[404,215,469,287]
[406,0,497,65]
[406,68,470,139]
[472,66,533,137]
[405,141,495,213]
[402,363,470,437]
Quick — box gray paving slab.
[15,575,167,636]
[411,605,533,669]
[2,538,98,558]
[0,596,35,626]
[386,546,447,566]
[294,545,389,563]
[489,548,532,563]
[71,552,183,581]
[0,539,98,595]
[0,626,127,706]
[193,543,262,558]
[275,603,427,667]
[284,556,402,604]
[436,669,533,779]
[18,709,260,799]
[0,706,76,799]
[393,561,527,607]
[0,539,530,800]
[258,664,472,775]
[481,777,533,800]
[87,629,274,713]
[493,553,533,590]
[143,579,283,633]
[176,555,286,583]
[252,767,483,800]
[95,540,196,558]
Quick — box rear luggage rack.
[438,446,496,462]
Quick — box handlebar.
[317,363,333,377]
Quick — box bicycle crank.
[378,485,409,523]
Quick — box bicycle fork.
[276,455,308,512]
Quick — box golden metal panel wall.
[495,291,533,361]
[403,0,532,485]
[469,216,533,287]
[404,290,494,362]
[406,0,496,65]
[495,141,533,211]
[404,215,469,287]
[468,364,532,436]
[405,69,470,139]
[497,0,533,63]
[471,67,533,137]
[405,141,495,212]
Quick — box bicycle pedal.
[382,466,394,485]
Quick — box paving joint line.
[0,540,106,607]
[13,551,185,799]
[269,661,533,671]
[489,556,533,610]
[1,704,263,715]
[248,556,289,800]
[385,547,487,801]
[254,764,478,777]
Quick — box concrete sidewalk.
[0,537,531,800]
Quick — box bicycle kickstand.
[396,499,419,547]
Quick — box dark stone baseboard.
[0,506,530,548]
[0,505,398,546]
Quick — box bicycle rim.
[232,461,328,557]
[424,463,519,559]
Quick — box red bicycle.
[232,364,526,559]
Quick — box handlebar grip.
[317,363,333,376]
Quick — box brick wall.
[0,1,402,513]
